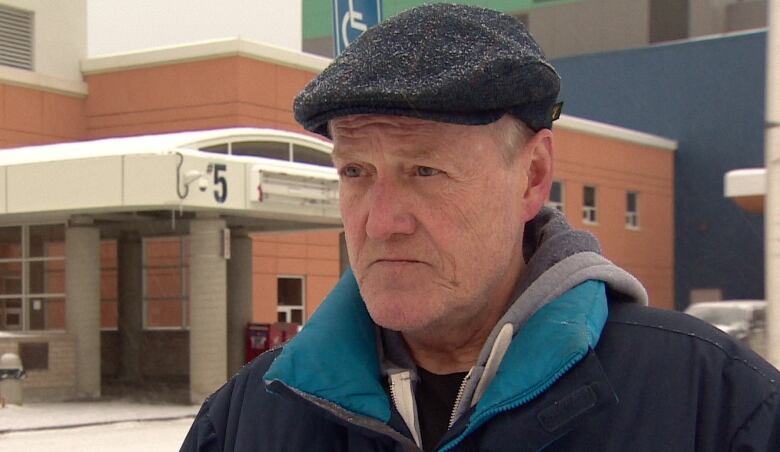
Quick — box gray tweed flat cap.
[294,3,561,138]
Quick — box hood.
[485,206,648,357]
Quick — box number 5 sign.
[333,0,382,55]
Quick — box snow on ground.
[0,418,194,452]
[0,400,198,432]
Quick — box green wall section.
[303,0,577,40]
[303,0,334,39]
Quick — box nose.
[365,176,416,240]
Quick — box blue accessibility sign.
[333,0,382,56]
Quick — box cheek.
[443,182,523,255]
[419,192,495,273]
[443,179,517,233]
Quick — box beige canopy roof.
[0,128,341,230]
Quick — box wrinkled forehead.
[330,115,491,160]
[330,115,457,139]
[328,118,431,163]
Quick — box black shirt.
[415,367,468,451]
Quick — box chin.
[362,292,442,333]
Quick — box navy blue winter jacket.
[182,209,780,451]
[181,276,780,451]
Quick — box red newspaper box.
[268,322,301,349]
[245,323,270,363]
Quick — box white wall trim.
[557,114,678,151]
[81,37,331,75]
[0,65,88,97]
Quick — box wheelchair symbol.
[341,0,368,47]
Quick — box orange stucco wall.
[84,57,316,139]
[252,231,341,324]
[0,83,86,149]
[554,128,675,309]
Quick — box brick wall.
[0,333,77,402]
[0,83,86,149]
[84,56,317,139]
[252,230,341,323]
[555,128,675,309]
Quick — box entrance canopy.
[0,128,341,231]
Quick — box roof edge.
[0,127,333,166]
[81,37,332,75]
[556,115,677,150]
[0,66,88,97]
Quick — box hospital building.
[0,1,674,403]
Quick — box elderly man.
[182,4,779,451]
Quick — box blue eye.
[341,166,363,177]
[416,166,440,177]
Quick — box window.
[0,5,34,70]
[583,186,598,224]
[0,299,21,330]
[231,141,290,160]
[199,143,228,154]
[626,191,640,229]
[143,237,189,329]
[293,144,333,167]
[200,141,333,168]
[0,225,65,331]
[277,276,304,324]
[546,180,564,212]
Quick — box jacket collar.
[263,269,609,434]
[263,269,392,422]
[442,348,619,451]
[440,279,608,450]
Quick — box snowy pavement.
[0,418,194,451]
[0,400,199,433]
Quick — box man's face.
[331,115,539,334]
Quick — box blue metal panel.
[552,31,767,309]
[333,0,382,55]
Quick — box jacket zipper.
[389,370,423,448]
[439,350,587,452]
[448,323,513,429]
[448,371,471,428]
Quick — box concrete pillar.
[189,217,228,403]
[117,231,143,383]
[227,230,253,376]
[65,224,101,399]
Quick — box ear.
[519,129,554,221]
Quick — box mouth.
[370,258,425,267]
